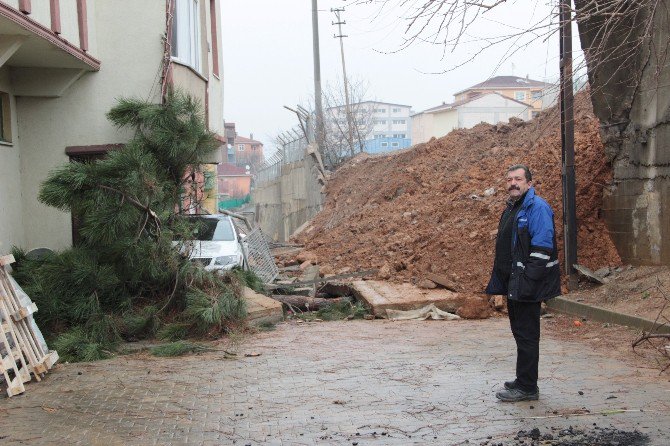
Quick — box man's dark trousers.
[507,299,542,392]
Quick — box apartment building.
[0,0,224,252]
[326,101,413,154]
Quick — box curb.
[546,297,670,334]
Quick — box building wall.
[16,0,165,250]
[218,176,251,198]
[364,137,411,154]
[432,109,460,138]
[411,112,434,145]
[457,94,529,127]
[0,67,24,253]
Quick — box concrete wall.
[577,0,670,264]
[0,67,24,253]
[252,149,324,242]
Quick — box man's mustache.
[508,185,520,191]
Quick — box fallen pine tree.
[11,91,255,362]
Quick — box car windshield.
[192,218,236,241]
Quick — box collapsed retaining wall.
[576,0,670,264]
[252,145,324,242]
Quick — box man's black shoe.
[504,381,539,392]
[504,380,518,390]
[496,387,539,402]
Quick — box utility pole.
[332,7,355,157]
[311,0,325,152]
[559,0,578,290]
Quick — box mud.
[293,91,621,308]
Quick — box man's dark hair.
[507,164,532,182]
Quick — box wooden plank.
[11,302,38,321]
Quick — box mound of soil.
[295,92,621,299]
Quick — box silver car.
[179,215,246,272]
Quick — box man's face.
[506,168,531,200]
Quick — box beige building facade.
[411,93,530,145]
[453,75,552,118]
[0,0,224,253]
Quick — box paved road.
[0,319,668,445]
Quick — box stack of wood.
[0,255,58,397]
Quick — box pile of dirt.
[292,92,621,304]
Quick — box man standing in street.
[486,164,561,402]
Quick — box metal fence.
[244,227,279,283]
[255,151,283,184]
[256,128,309,185]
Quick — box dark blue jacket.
[485,187,561,302]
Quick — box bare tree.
[322,78,375,166]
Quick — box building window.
[392,134,406,139]
[374,108,387,113]
[0,92,11,143]
[375,119,387,125]
[531,90,542,100]
[380,142,388,148]
[515,91,526,101]
[392,107,401,113]
[391,142,400,147]
[392,119,406,125]
[171,0,202,73]
[238,144,244,151]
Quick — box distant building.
[217,163,251,199]
[222,122,237,163]
[325,101,413,154]
[234,134,264,170]
[411,93,530,144]
[453,75,554,118]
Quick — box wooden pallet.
[0,255,58,397]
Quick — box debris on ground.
[492,425,650,446]
[386,304,460,321]
[292,92,620,315]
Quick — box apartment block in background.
[325,101,413,154]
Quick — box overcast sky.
[221,1,580,155]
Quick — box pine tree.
[12,91,247,361]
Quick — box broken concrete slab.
[350,280,464,317]
[574,264,609,284]
[243,287,283,327]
